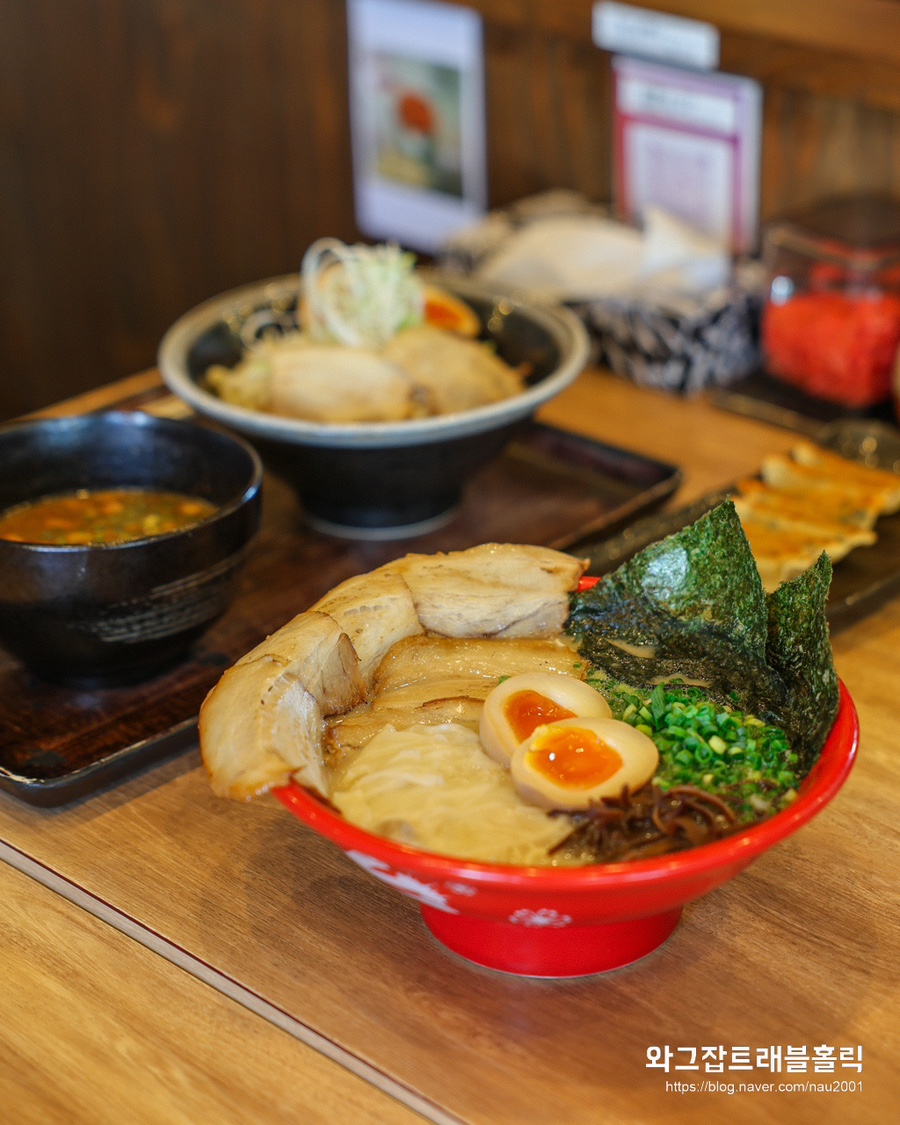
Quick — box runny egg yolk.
[479,672,613,766]
[510,716,659,811]
[527,725,623,789]
[505,691,576,743]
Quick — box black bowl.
[159,274,590,537]
[0,411,263,687]
[248,421,528,535]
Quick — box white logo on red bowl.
[444,882,477,896]
[509,908,572,927]
[346,851,460,913]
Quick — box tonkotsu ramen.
[204,239,528,424]
[199,508,840,866]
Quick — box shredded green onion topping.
[301,238,424,348]
[595,678,802,821]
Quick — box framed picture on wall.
[347,0,487,252]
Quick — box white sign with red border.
[613,56,762,253]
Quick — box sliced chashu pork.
[380,324,524,415]
[325,682,487,756]
[389,543,585,638]
[309,567,423,687]
[199,611,365,801]
[327,635,585,756]
[269,343,415,423]
[372,635,583,693]
[199,543,587,801]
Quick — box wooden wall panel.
[2,0,900,418]
[471,0,900,70]
[0,0,358,420]
[483,22,612,205]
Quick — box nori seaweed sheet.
[765,553,840,769]
[567,501,839,762]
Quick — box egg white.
[510,717,659,811]
[479,672,612,766]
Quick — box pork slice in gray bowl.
[158,273,590,539]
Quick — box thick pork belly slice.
[372,635,585,694]
[200,611,365,800]
[380,324,524,414]
[310,567,423,688]
[327,636,585,757]
[200,656,328,800]
[234,610,366,716]
[325,681,488,755]
[388,543,586,638]
[269,344,414,423]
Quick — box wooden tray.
[0,420,680,805]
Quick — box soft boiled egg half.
[479,672,613,767]
[510,717,659,811]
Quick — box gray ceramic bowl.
[158,274,589,537]
[0,411,263,687]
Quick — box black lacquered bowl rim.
[0,410,264,554]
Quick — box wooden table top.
[1,369,897,1123]
[0,860,422,1125]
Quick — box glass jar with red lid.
[762,195,900,409]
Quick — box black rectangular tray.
[568,418,900,633]
[0,420,680,807]
[710,368,897,435]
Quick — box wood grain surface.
[0,861,424,1125]
[0,372,896,1123]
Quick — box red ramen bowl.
[275,682,858,978]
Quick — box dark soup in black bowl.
[0,411,262,687]
[0,489,218,546]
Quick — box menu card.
[613,56,763,253]
[346,0,487,252]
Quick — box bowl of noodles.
[274,685,857,977]
[197,520,859,978]
[159,240,590,538]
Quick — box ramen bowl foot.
[420,905,683,978]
